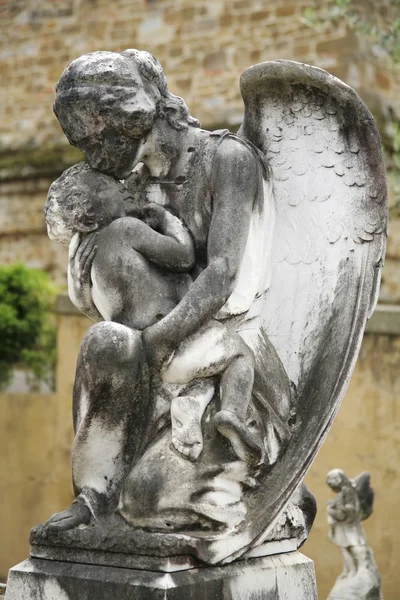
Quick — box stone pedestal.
[5,551,317,600]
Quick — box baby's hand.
[140,203,167,230]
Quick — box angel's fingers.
[76,233,97,264]
[68,232,81,261]
[82,245,97,278]
[81,236,97,265]
[72,239,91,268]
[78,241,97,277]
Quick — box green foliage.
[0,264,57,390]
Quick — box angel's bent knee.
[81,322,142,368]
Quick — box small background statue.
[326,469,383,600]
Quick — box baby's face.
[326,472,344,492]
[45,185,75,245]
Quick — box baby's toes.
[171,437,189,458]
[187,441,203,461]
[171,435,181,453]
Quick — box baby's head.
[44,162,130,245]
[326,469,347,493]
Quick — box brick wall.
[1,0,399,151]
[0,178,67,284]
[1,0,399,288]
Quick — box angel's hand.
[68,232,100,319]
[69,231,97,280]
[142,322,174,370]
[328,505,346,521]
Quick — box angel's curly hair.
[54,50,200,133]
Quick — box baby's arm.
[111,205,195,272]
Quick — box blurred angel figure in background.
[326,469,383,600]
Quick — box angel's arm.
[339,488,359,520]
[327,501,346,521]
[142,138,258,354]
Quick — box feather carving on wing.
[239,60,387,395]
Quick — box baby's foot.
[171,395,204,461]
[214,410,263,466]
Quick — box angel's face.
[54,61,157,180]
[326,469,345,492]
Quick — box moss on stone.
[0,145,84,181]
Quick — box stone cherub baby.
[44,162,262,464]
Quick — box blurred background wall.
[1,1,399,598]
[2,0,400,292]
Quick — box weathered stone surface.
[56,292,400,336]
[29,508,301,572]
[5,552,317,600]
[3,45,390,600]
[28,52,386,572]
[30,536,298,573]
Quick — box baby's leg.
[170,379,215,461]
[162,321,249,384]
[214,342,263,467]
[162,322,262,465]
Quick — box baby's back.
[91,218,180,330]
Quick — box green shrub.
[0,264,57,390]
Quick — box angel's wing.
[239,60,387,380]
[353,472,374,520]
[217,60,387,562]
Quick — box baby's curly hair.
[45,162,128,234]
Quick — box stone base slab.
[5,552,317,600]
[30,538,298,573]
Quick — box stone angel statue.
[326,469,383,600]
[31,51,387,568]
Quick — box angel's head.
[53,50,200,179]
[44,162,129,245]
[326,469,349,492]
